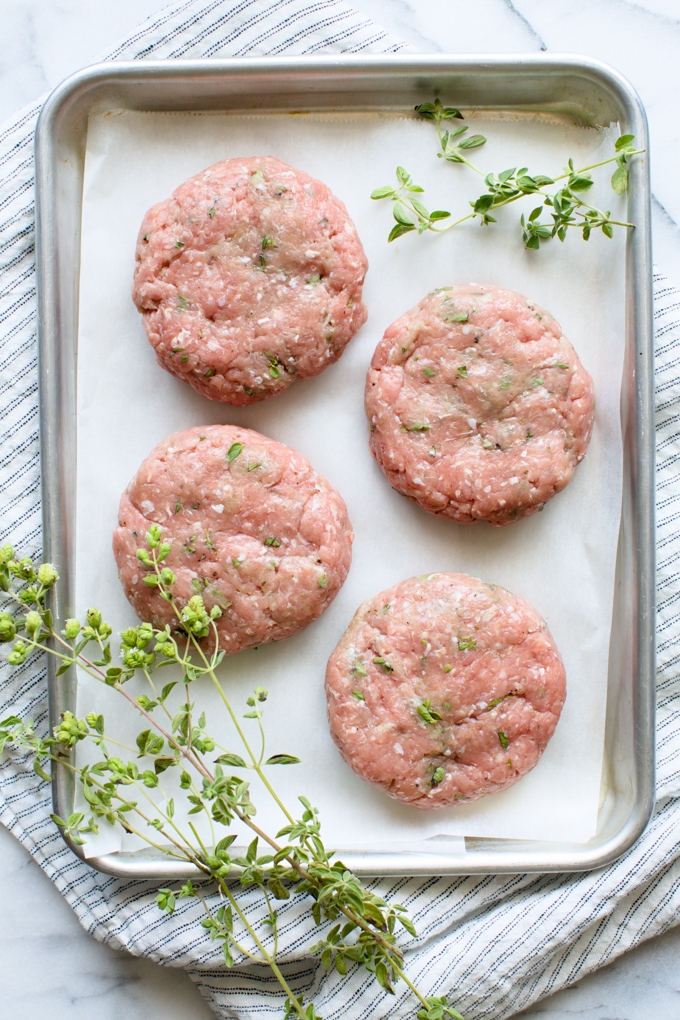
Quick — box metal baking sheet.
[35,54,655,879]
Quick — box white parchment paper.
[75,109,626,857]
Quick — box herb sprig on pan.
[371,98,643,249]
[0,538,463,1020]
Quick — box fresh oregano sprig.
[0,536,463,1020]
[371,97,643,249]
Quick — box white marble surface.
[2,1,680,1017]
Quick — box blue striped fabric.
[0,3,679,1018]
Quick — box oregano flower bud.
[146,524,163,548]
[8,639,27,665]
[24,611,42,636]
[63,618,81,639]
[37,563,58,586]
[0,613,17,643]
[86,608,102,629]
[54,711,88,747]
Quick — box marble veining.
[0,824,214,1020]
[1,1,680,1018]
[499,0,548,50]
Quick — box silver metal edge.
[35,67,81,863]
[34,52,655,879]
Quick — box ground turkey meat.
[113,424,353,654]
[325,572,566,809]
[133,156,368,405]
[365,284,595,526]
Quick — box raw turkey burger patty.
[113,425,353,654]
[133,156,368,405]
[325,573,566,809]
[365,284,595,526]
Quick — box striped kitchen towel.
[1,2,680,1018]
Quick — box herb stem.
[143,669,174,723]
[0,544,424,1017]
[23,602,406,972]
[571,201,633,227]
[23,746,192,862]
[392,960,431,1010]
[211,800,405,965]
[83,770,197,863]
[114,816,191,861]
[193,636,297,828]
[95,734,139,756]
[389,143,645,240]
[554,149,644,180]
[189,820,209,857]
[114,682,213,782]
[457,154,485,175]
[435,117,485,175]
[194,890,265,965]
[216,876,309,1020]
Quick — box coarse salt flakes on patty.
[133,156,368,406]
[113,424,353,654]
[365,284,595,526]
[325,573,566,809]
